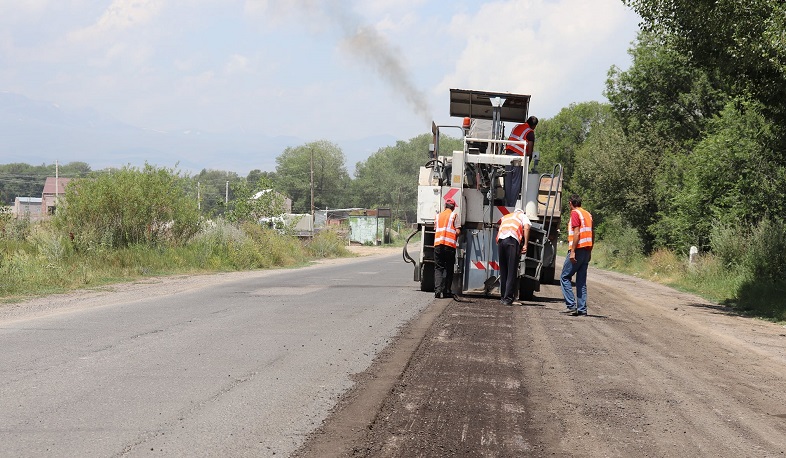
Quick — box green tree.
[623,0,786,142]
[225,177,285,223]
[60,162,92,177]
[55,164,200,248]
[655,101,786,250]
[572,118,659,249]
[351,134,462,222]
[246,169,276,186]
[605,30,728,152]
[536,101,613,189]
[274,140,350,213]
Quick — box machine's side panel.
[416,185,441,224]
[463,189,485,224]
[462,227,500,294]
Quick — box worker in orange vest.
[504,116,538,207]
[496,207,531,305]
[561,194,594,316]
[434,198,460,298]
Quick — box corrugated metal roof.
[17,197,43,203]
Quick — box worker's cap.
[445,198,456,206]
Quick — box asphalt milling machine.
[403,88,563,300]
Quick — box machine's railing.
[520,164,563,282]
[539,163,563,240]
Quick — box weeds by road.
[0,219,354,302]
[587,239,786,322]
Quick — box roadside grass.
[586,242,786,323]
[0,221,353,302]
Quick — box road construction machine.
[403,89,563,300]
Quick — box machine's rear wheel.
[420,262,435,292]
[518,277,536,301]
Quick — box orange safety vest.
[434,209,458,248]
[496,211,529,243]
[505,124,533,156]
[568,207,593,249]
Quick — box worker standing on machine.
[504,116,538,207]
[434,198,461,298]
[496,207,531,305]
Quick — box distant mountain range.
[0,92,396,175]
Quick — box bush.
[710,217,786,283]
[306,229,350,258]
[594,214,644,266]
[240,222,307,267]
[709,221,747,268]
[54,164,200,249]
[744,217,786,284]
[648,248,684,278]
[2,215,32,242]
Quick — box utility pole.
[54,160,59,215]
[310,148,315,234]
[197,182,201,211]
[225,181,229,204]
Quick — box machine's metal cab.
[404,89,563,300]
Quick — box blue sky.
[0,0,641,172]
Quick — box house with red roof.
[41,177,71,217]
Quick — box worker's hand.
[569,251,577,264]
[521,245,527,254]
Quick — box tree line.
[536,0,786,257]
[0,134,462,225]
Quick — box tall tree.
[536,101,613,190]
[274,140,350,213]
[246,169,275,186]
[655,101,786,250]
[623,0,786,142]
[572,118,659,249]
[351,134,461,222]
[603,29,736,250]
[605,30,729,152]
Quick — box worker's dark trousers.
[434,245,455,296]
[498,237,520,303]
[504,153,523,207]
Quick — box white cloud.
[356,0,428,16]
[68,0,163,42]
[224,54,250,75]
[0,0,641,171]
[437,0,639,117]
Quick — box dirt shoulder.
[296,264,786,457]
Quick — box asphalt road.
[0,252,426,457]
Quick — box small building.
[41,177,71,216]
[348,208,392,245]
[14,197,44,220]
